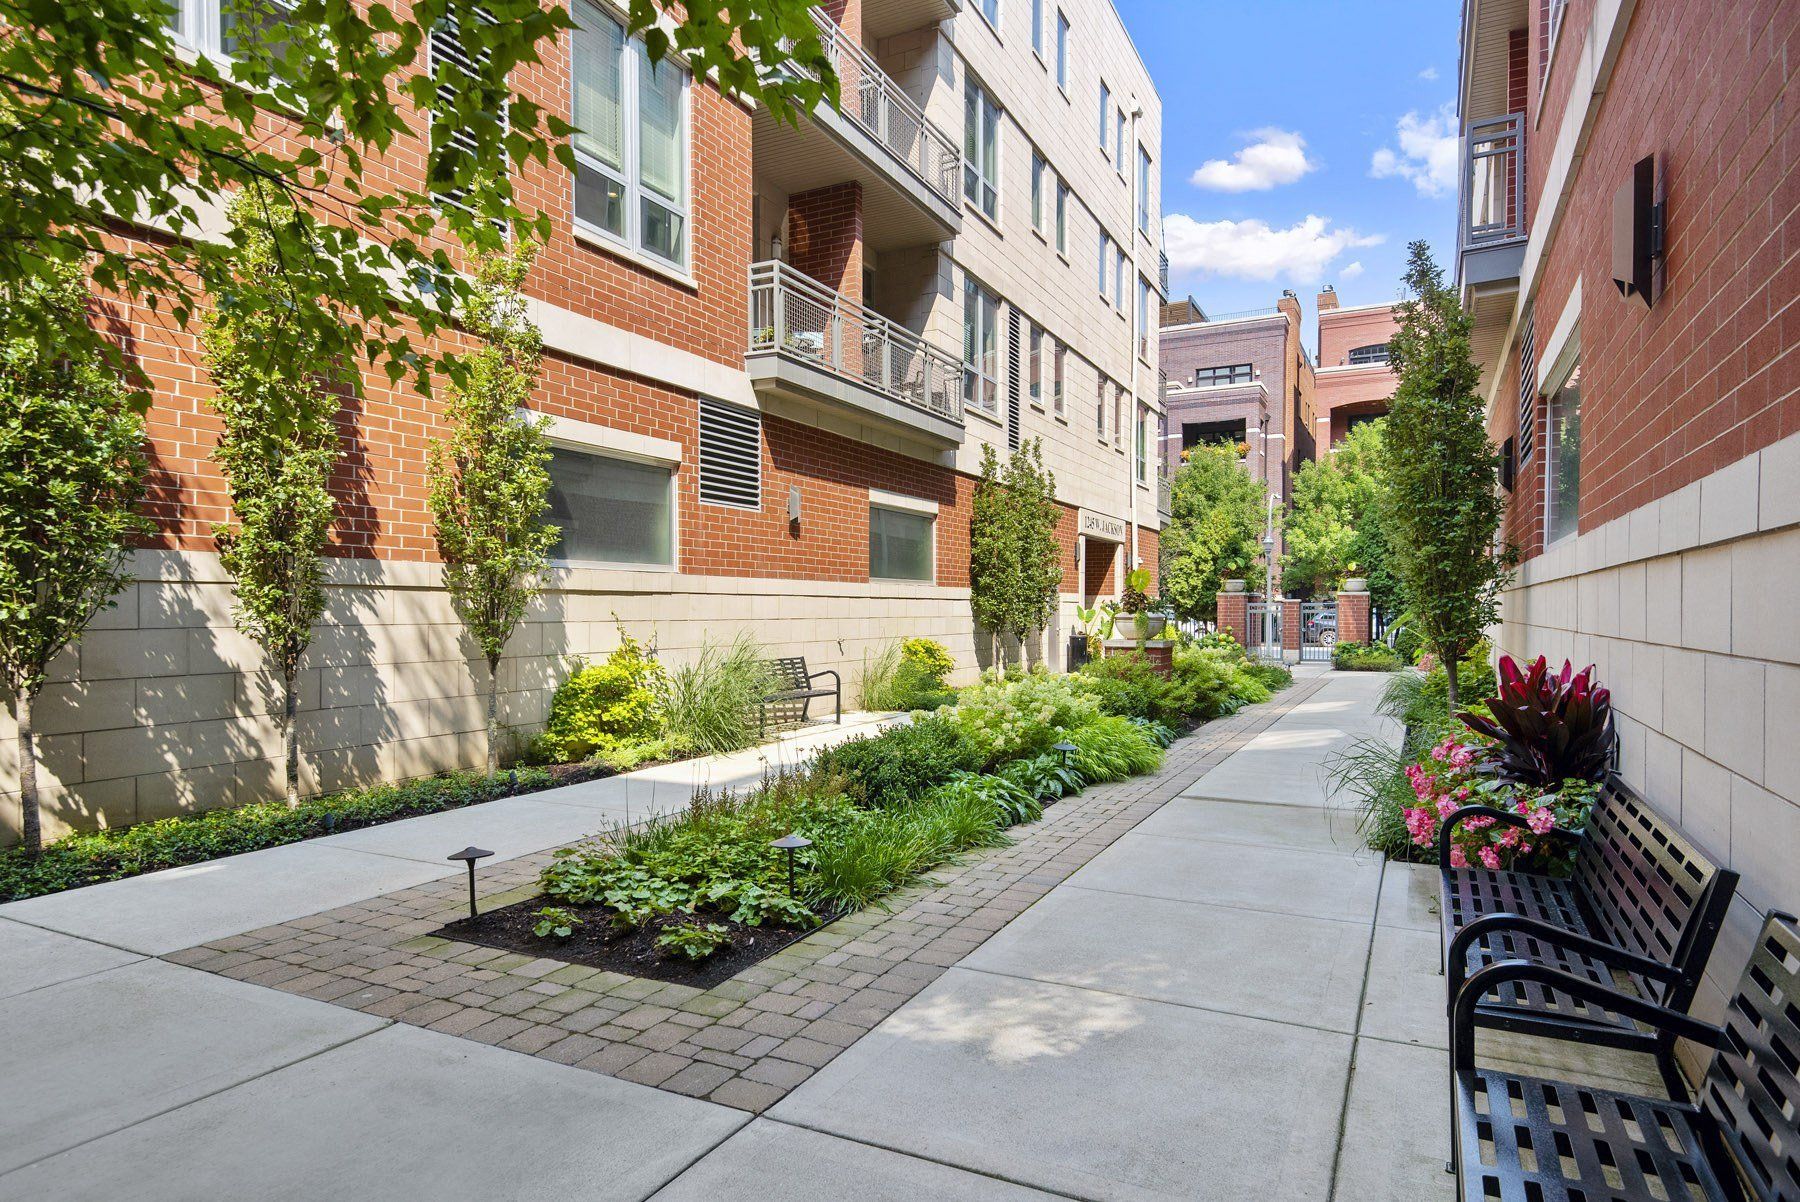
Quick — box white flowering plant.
[939,669,1103,766]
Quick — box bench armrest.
[1445,911,1681,1005]
[1436,804,1582,872]
[1451,959,1723,1072]
[806,669,841,689]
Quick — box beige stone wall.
[0,550,984,846]
[1494,429,1800,1038]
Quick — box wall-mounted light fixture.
[787,486,802,526]
[1612,154,1664,309]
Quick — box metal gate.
[1300,600,1338,661]
[1245,601,1283,661]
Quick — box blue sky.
[1114,0,1460,339]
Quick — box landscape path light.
[770,833,812,898]
[447,846,494,919]
[1053,741,1079,770]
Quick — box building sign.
[1078,508,1128,543]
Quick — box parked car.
[1304,611,1338,647]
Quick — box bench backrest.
[1572,777,1737,1006]
[1699,915,1800,1202]
[766,657,810,693]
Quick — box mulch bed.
[435,895,839,990]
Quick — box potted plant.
[1343,562,1368,593]
[1118,568,1169,642]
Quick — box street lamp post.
[1262,492,1280,655]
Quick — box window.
[963,275,1000,414]
[870,505,934,581]
[698,397,760,509]
[1031,0,1043,57]
[963,79,1001,220]
[1098,81,1110,151]
[977,0,1000,31]
[1136,146,1151,234]
[1544,362,1581,543]
[1195,363,1253,387]
[1028,323,1044,405]
[1347,343,1391,366]
[1114,245,1126,313]
[1114,107,1126,173]
[1135,404,1147,482]
[1054,180,1068,253]
[1095,377,1107,438]
[1136,274,1153,356]
[1097,233,1111,297]
[572,0,690,268]
[1031,153,1046,233]
[1055,11,1069,90]
[546,447,674,567]
[1113,384,1124,448]
[1052,340,1066,415]
[172,0,299,65]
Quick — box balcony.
[752,8,961,249]
[1458,112,1527,289]
[746,260,964,447]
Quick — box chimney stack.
[1317,284,1339,312]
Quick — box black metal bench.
[1438,775,1738,1093]
[757,656,840,733]
[1451,914,1800,1201]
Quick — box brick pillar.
[787,181,864,305]
[818,0,860,44]
[1216,585,1248,647]
[1281,597,1302,658]
[1337,588,1371,645]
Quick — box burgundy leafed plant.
[1458,656,1616,786]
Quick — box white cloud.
[1418,66,1439,80]
[1370,103,1459,198]
[1189,128,1316,193]
[1163,214,1383,284]
[1341,261,1366,279]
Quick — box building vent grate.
[1517,305,1537,465]
[1006,309,1022,451]
[699,397,762,509]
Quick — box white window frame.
[570,0,692,273]
[1136,273,1152,357]
[963,274,1001,415]
[1030,0,1044,59]
[171,0,300,63]
[1114,107,1126,175]
[1054,179,1068,254]
[1135,403,1148,482]
[1541,323,1582,547]
[975,0,1000,35]
[1052,340,1066,416]
[1098,233,1111,298]
[1055,11,1069,92]
[1113,384,1124,449]
[1137,145,1152,235]
[1027,322,1044,407]
[1113,245,1126,313]
[1098,80,1111,152]
[1030,152,1046,234]
[964,77,1001,222]
[869,498,937,583]
[1096,376,1107,439]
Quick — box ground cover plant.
[0,766,604,902]
[1332,641,1403,671]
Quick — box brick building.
[1311,285,1400,456]
[1458,0,1797,1028]
[0,0,1165,843]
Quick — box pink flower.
[1450,747,1475,768]
[1527,807,1555,835]
[1454,787,1471,800]
[1449,846,1469,868]
[1497,826,1522,848]
[1429,746,1447,762]
[1404,808,1437,847]
[1479,846,1502,870]
[1465,815,1495,830]
[1436,797,1461,819]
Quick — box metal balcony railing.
[1462,113,1526,248]
[809,8,961,207]
[748,260,963,423]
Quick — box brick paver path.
[167,673,1331,1113]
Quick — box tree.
[1282,420,1399,611]
[2,0,836,398]
[1381,241,1513,706]
[428,240,558,776]
[969,439,1062,659]
[203,183,351,807]
[0,266,150,852]
[1160,444,1264,623]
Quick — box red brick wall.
[1136,525,1160,581]
[787,181,865,305]
[1317,307,1399,369]
[1522,0,1798,542]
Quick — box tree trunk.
[283,670,300,808]
[1443,652,1460,710]
[17,693,40,855]
[486,654,501,778]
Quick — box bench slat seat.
[1451,915,1800,1202]
[758,656,840,732]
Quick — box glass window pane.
[572,3,624,170]
[870,506,933,581]
[221,0,297,63]
[547,448,673,566]
[637,45,684,204]
[640,196,684,262]
[574,160,626,236]
[1546,366,1582,543]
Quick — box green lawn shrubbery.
[858,638,958,712]
[1332,641,1403,671]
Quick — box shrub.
[1242,661,1293,691]
[0,768,562,903]
[1066,716,1164,782]
[933,769,1042,827]
[1459,656,1615,786]
[901,637,955,682]
[659,633,774,756]
[540,635,666,761]
[807,785,1010,911]
[860,642,956,712]
[996,752,1086,802]
[1332,641,1402,671]
[939,670,1103,766]
[1078,652,1171,721]
[810,718,983,808]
